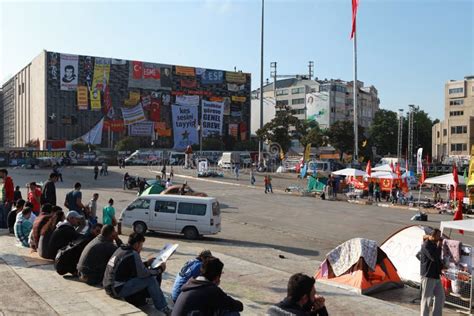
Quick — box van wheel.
[183,227,199,240]
[133,222,147,234]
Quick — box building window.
[320,85,330,92]
[276,89,289,96]
[18,85,21,95]
[451,126,467,134]
[293,109,305,115]
[443,129,447,136]
[331,107,335,113]
[291,87,305,94]
[333,85,347,93]
[437,131,440,138]
[292,98,305,105]
[449,88,464,94]
[276,100,288,106]
[449,99,464,106]
[451,143,467,151]
[21,83,25,94]
[449,111,464,116]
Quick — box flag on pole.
[453,164,459,192]
[453,199,464,234]
[390,161,395,173]
[351,0,359,39]
[419,166,427,185]
[366,160,371,177]
[395,164,401,179]
[405,159,409,173]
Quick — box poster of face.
[60,54,79,91]
[160,67,172,88]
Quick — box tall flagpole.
[258,0,264,165]
[353,24,359,164]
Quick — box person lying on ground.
[172,256,244,316]
[103,233,172,315]
[77,224,123,285]
[267,273,328,316]
[171,249,213,302]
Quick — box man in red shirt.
[0,169,14,228]
[28,182,42,215]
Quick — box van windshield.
[212,202,220,216]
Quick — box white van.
[119,195,221,239]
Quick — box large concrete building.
[432,76,474,161]
[0,50,251,150]
[250,78,380,134]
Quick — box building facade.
[432,76,474,161]
[0,50,251,150]
[251,78,379,134]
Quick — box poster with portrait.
[172,104,198,150]
[60,54,79,91]
[90,89,102,111]
[201,100,224,137]
[160,67,172,88]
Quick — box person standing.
[161,164,167,180]
[13,186,23,204]
[27,182,42,216]
[88,193,99,225]
[264,175,273,194]
[170,166,174,181]
[102,199,117,227]
[94,165,99,180]
[374,182,381,202]
[165,178,172,189]
[41,173,58,206]
[0,169,15,229]
[123,172,130,190]
[250,169,256,186]
[234,163,240,180]
[420,228,445,316]
[53,165,63,182]
[64,183,86,214]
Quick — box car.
[160,185,208,197]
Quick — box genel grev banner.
[201,100,224,137]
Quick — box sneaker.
[159,306,172,316]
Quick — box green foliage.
[368,109,399,156]
[72,142,96,152]
[233,138,259,151]
[256,107,300,152]
[294,120,324,149]
[114,137,140,152]
[326,121,364,160]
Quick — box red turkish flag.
[453,198,464,234]
[143,65,160,79]
[390,161,395,173]
[132,61,143,79]
[419,166,427,185]
[351,0,359,39]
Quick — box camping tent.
[380,225,434,285]
[424,173,466,186]
[307,175,326,192]
[332,168,366,177]
[315,238,403,294]
[140,184,165,196]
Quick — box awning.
[424,173,466,186]
[440,219,474,233]
[332,168,367,177]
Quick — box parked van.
[217,152,240,168]
[119,195,221,239]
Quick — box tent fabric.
[332,168,366,177]
[316,238,403,295]
[140,184,165,196]
[369,171,399,179]
[307,175,326,192]
[327,238,378,276]
[440,219,474,233]
[372,164,405,172]
[424,173,466,185]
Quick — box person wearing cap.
[171,250,213,302]
[47,210,83,259]
[267,273,328,316]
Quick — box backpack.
[54,236,90,275]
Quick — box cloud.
[203,0,233,14]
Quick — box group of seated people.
[10,200,328,315]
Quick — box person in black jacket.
[420,229,445,316]
[77,224,122,285]
[41,173,58,206]
[103,233,171,315]
[172,257,243,316]
[47,211,83,260]
[267,273,328,316]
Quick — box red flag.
[132,61,143,79]
[453,199,464,234]
[350,0,359,39]
[395,164,401,178]
[405,160,409,173]
[419,166,427,185]
[366,160,371,177]
[390,161,395,173]
[453,164,459,192]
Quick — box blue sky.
[1,0,473,120]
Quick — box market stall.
[440,219,474,313]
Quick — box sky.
[0,0,473,120]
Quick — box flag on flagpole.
[453,164,459,192]
[390,161,395,173]
[366,160,371,177]
[453,198,464,234]
[419,166,427,185]
[405,160,409,173]
[351,0,359,39]
[395,164,401,179]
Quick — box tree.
[368,109,398,157]
[72,142,96,152]
[256,107,300,152]
[114,137,140,152]
[326,121,364,160]
[408,106,434,158]
[293,120,324,149]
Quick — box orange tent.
[315,238,403,295]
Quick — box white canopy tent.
[332,168,367,177]
[369,171,399,179]
[424,173,466,186]
[440,219,474,234]
[372,164,406,172]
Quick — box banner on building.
[172,104,199,150]
[155,122,172,137]
[128,61,164,90]
[84,56,93,89]
[92,58,111,93]
[175,66,195,77]
[60,54,79,91]
[195,68,205,76]
[201,70,224,84]
[416,148,423,174]
[77,86,89,110]
[90,89,102,111]
[128,121,155,137]
[175,95,200,106]
[230,111,241,118]
[121,104,146,125]
[180,79,197,89]
[306,92,329,126]
[225,72,246,84]
[124,91,141,106]
[239,122,247,141]
[111,59,127,65]
[229,124,238,138]
[227,83,245,92]
[80,118,104,145]
[231,96,246,102]
[201,100,224,137]
[104,119,125,133]
[48,52,59,81]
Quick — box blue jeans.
[0,203,10,228]
[118,276,167,311]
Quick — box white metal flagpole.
[353,23,358,164]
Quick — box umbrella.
[332,168,367,177]
[140,184,165,196]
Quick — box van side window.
[178,203,207,216]
[155,201,177,214]
[128,199,150,210]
